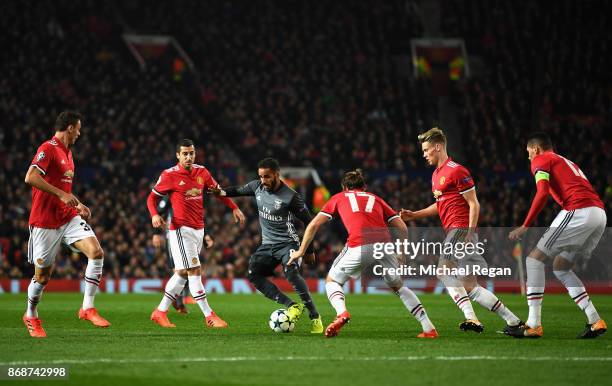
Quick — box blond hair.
[417,127,447,145]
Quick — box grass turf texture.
[1,293,610,386]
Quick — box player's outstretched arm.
[400,203,437,222]
[208,182,256,197]
[288,213,328,265]
[24,166,79,207]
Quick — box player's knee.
[175,269,188,278]
[553,256,572,271]
[34,273,50,286]
[283,264,299,279]
[247,269,262,285]
[87,246,104,260]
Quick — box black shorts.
[248,242,300,277]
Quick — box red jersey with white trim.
[29,137,78,228]
[320,190,399,247]
[530,151,603,211]
[152,163,232,230]
[431,158,474,230]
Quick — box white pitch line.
[1,356,612,366]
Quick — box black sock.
[284,264,319,319]
[248,272,294,308]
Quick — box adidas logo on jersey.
[179,180,186,186]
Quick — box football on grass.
[269,309,295,333]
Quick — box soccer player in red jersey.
[401,128,522,334]
[509,132,607,338]
[147,139,245,328]
[289,170,438,338]
[23,111,110,338]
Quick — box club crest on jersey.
[36,152,45,162]
[439,176,446,185]
[274,199,283,209]
[185,188,202,197]
[197,176,204,185]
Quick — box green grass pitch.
[1,293,610,386]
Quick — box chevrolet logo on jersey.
[64,170,74,178]
[185,188,202,197]
[433,189,442,199]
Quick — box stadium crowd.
[0,0,609,281]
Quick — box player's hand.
[464,229,477,243]
[509,226,527,241]
[151,214,166,229]
[152,234,163,248]
[304,252,316,265]
[400,208,417,222]
[288,250,305,265]
[208,184,226,196]
[205,234,214,249]
[76,203,91,220]
[59,192,79,208]
[233,208,246,226]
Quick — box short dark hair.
[54,111,83,132]
[417,127,446,145]
[527,132,553,150]
[176,139,195,153]
[258,158,280,171]
[342,169,366,190]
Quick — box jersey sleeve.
[378,196,400,223]
[30,143,53,175]
[152,171,173,196]
[224,180,259,197]
[455,166,475,194]
[205,172,239,210]
[319,194,338,219]
[288,193,313,224]
[530,155,551,184]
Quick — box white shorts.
[439,228,488,275]
[167,226,204,270]
[28,215,97,268]
[328,243,402,287]
[537,206,606,261]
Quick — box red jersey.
[431,158,475,230]
[320,190,399,247]
[530,151,603,211]
[149,163,237,230]
[29,137,78,228]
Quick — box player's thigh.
[63,216,100,258]
[376,251,403,288]
[28,226,63,268]
[279,242,301,267]
[248,245,278,277]
[168,227,203,270]
[329,245,363,284]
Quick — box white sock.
[26,278,45,318]
[554,270,600,324]
[158,274,188,312]
[526,257,545,327]
[83,258,103,310]
[446,286,477,320]
[469,285,521,326]
[396,287,435,332]
[188,275,213,317]
[325,281,347,315]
